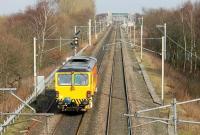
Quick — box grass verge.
[134,49,200,135]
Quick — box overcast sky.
[0,0,197,15]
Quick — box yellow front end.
[55,72,93,111]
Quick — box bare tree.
[28,1,57,67]
[188,4,194,73]
[180,8,187,72]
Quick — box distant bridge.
[96,12,134,23]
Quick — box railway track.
[74,27,114,135]
[105,26,132,135]
[50,112,84,135]
[22,27,113,135]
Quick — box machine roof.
[57,56,97,72]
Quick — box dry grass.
[135,49,200,134]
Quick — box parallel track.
[105,26,132,135]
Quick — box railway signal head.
[70,36,79,49]
[73,36,79,46]
[70,31,80,50]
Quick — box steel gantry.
[124,98,200,135]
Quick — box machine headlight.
[64,97,71,104]
[86,91,92,98]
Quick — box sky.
[0,0,36,15]
[0,0,198,15]
[96,0,197,13]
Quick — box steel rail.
[105,26,132,135]
[120,27,133,135]
[105,30,116,135]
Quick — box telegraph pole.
[89,19,92,46]
[75,25,77,33]
[74,25,77,53]
[95,20,97,39]
[140,16,143,61]
[130,26,132,41]
[156,24,166,104]
[33,37,37,98]
[172,98,177,135]
[162,36,165,105]
[75,47,77,56]
[59,37,62,53]
[156,23,167,60]
[164,23,167,60]
[100,21,102,33]
[134,24,136,47]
